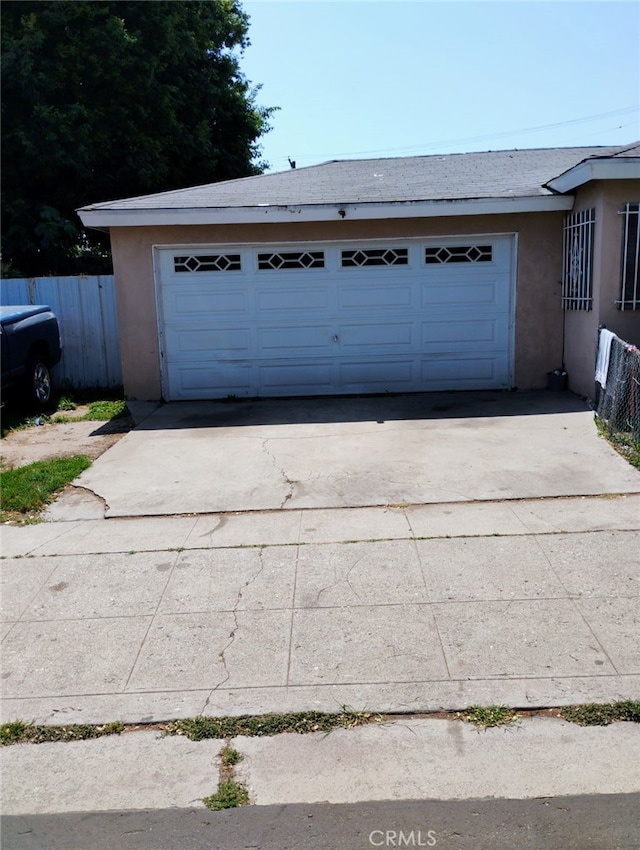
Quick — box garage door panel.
[421,317,508,348]
[256,288,330,312]
[178,364,253,395]
[163,315,235,332]
[258,362,335,392]
[339,285,413,309]
[258,325,333,352]
[340,359,415,388]
[169,290,249,315]
[340,322,414,348]
[165,327,251,355]
[421,356,498,384]
[421,281,508,308]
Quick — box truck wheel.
[26,355,55,409]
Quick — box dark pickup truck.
[1,305,62,408]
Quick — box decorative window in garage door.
[425,245,492,264]
[257,251,325,270]
[341,248,409,267]
[174,254,241,272]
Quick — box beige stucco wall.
[563,180,640,398]
[109,212,565,400]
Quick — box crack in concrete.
[261,438,296,508]
[344,555,365,601]
[315,565,340,604]
[202,547,266,713]
[316,554,365,604]
[281,476,296,508]
[67,483,110,517]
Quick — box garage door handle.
[333,334,339,343]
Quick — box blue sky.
[239,1,640,173]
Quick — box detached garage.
[78,144,640,401]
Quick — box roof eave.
[78,195,574,229]
[546,159,640,193]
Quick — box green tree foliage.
[1,1,274,276]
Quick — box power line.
[563,120,640,144]
[288,105,640,163]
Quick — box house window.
[257,251,325,270]
[424,245,492,264]
[174,254,241,272]
[562,208,595,310]
[341,248,408,267]
[618,202,639,310]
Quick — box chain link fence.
[596,331,640,466]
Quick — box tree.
[1,1,274,276]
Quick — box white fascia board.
[546,159,640,193]
[78,194,574,229]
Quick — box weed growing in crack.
[203,779,249,810]
[166,709,382,740]
[220,745,243,767]
[0,720,125,746]
[560,700,640,726]
[457,705,521,729]
[203,737,249,811]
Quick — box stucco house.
[78,142,640,402]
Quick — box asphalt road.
[3,794,639,850]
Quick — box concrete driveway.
[75,390,640,518]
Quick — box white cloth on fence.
[595,329,616,388]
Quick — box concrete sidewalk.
[2,495,639,726]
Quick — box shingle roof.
[594,141,640,159]
[81,144,638,212]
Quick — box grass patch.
[560,700,640,726]
[166,708,381,740]
[51,399,128,424]
[220,745,243,767]
[58,387,125,405]
[0,454,91,518]
[2,392,129,436]
[203,779,249,811]
[457,705,521,729]
[595,417,640,470]
[83,399,128,421]
[611,434,640,470]
[0,720,125,746]
[57,395,77,411]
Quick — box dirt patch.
[0,407,132,469]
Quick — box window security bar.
[617,202,640,311]
[562,208,595,311]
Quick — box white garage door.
[155,236,514,400]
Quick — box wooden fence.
[1,275,122,389]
